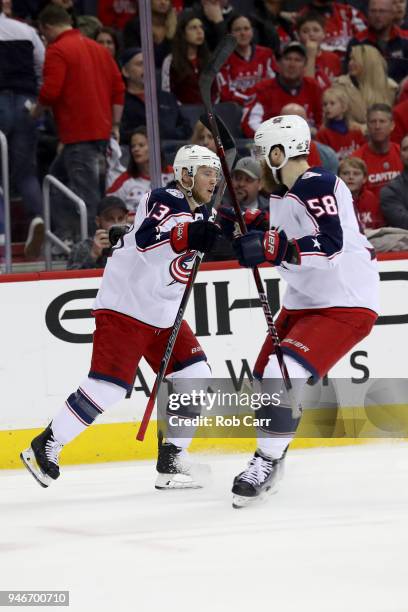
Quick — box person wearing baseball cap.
[229,157,269,211]
[119,47,191,144]
[67,196,128,270]
[241,39,322,138]
[206,157,269,262]
[281,40,307,58]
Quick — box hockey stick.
[136,123,237,442]
[199,35,301,419]
[136,251,203,442]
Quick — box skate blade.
[20,448,51,488]
[232,483,279,509]
[155,464,211,490]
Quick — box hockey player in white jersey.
[227,115,379,507]
[21,144,222,490]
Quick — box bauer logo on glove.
[264,230,280,261]
[233,229,294,268]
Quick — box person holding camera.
[67,196,128,270]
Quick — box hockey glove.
[170,220,221,254]
[233,229,289,268]
[218,206,270,239]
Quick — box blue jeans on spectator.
[0,92,43,222]
[49,140,107,241]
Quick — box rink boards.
[1,255,408,468]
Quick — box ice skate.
[155,442,210,490]
[20,424,63,488]
[232,449,285,508]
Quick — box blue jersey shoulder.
[290,167,337,202]
[149,187,189,213]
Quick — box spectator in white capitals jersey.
[107,126,173,218]
[227,115,379,508]
[21,144,222,492]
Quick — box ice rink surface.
[1,443,408,612]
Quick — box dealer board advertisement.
[1,258,407,432]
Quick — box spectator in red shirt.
[217,14,277,105]
[296,12,342,91]
[339,156,384,229]
[97,0,137,30]
[348,0,408,83]
[32,5,125,242]
[398,77,408,104]
[162,10,213,104]
[316,87,366,160]
[352,103,403,199]
[391,98,408,144]
[241,41,322,138]
[299,0,366,54]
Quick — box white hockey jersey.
[107,169,174,213]
[270,167,380,313]
[94,186,214,328]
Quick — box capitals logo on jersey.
[169,251,196,284]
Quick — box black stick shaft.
[205,108,301,415]
[136,252,203,441]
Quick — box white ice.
[1,443,408,612]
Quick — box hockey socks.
[255,355,310,459]
[51,377,126,445]
[257,436,294,460]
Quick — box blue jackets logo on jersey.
[169,251,196,284]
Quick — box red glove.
[263,229,288,264]
[244,208,270,231]
[218,206,270,239]
[170,221,221,254]
[170,222,190,253]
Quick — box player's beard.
[273,168,284,184]
[192,185,212,205]
[261,160,280,193]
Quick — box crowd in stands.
[1,0,408,268]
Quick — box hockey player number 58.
[306,196,337,217]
